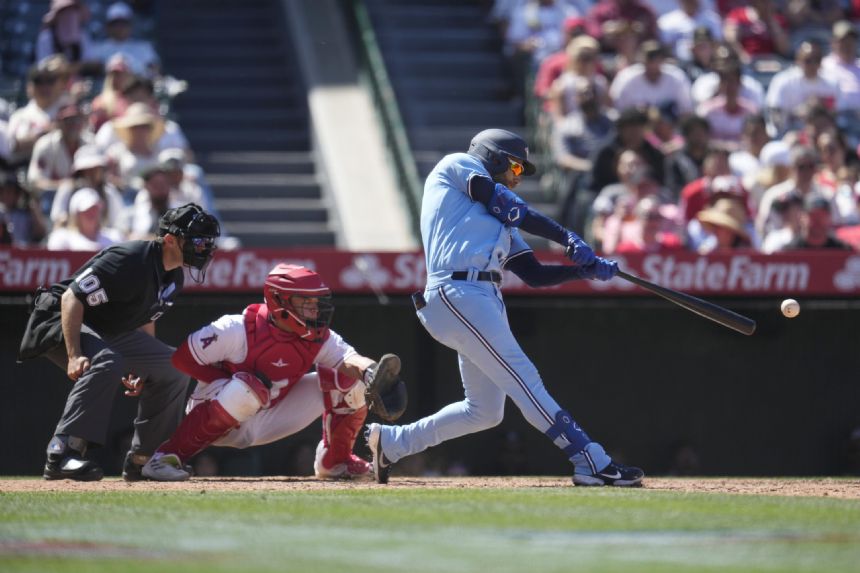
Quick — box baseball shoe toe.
[313,441,373,480]
[141,453,190,482]
[365,423,391,484]
[573,461,644,487]
[43,455,103,481]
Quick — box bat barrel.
[616,271,756,336]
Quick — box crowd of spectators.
[494,0,860,254]
[0,0,227,250]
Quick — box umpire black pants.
[44,326,190,456]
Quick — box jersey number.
[77,270,109,307]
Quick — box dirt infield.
[1,476,858,498]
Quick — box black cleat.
[43,455,104,481]
[365,423,391,484]
[572,461,644,487]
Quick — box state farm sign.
[640,255,810,292]
[1,248,857,296]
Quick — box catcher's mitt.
[363,354,407,422]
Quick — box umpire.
[18,203,220,481]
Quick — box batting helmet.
[263,264,333,342]
[158,203,220,281]
[467,128,536,177]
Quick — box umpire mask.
[158,203,221,283]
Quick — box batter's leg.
[376,353,506,463]
[427,284,611,475]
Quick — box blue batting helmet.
[467,128,536,177]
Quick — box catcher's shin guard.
[156,399,239,462]
[314,399,371,479]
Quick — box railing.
[348,0,423,239]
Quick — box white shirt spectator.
[94,118,189,155]
[106,141,160,189]
[7,99,62,158]
[658,5,723,61]
[820,53,860,112]
[505,1,580,62]
[696,97,759,144]
[644,0,714,17]
[91,43,159,76]
[35,28,96,63]
[27,130,91,188]
[765,66,840,116]
[46,226,121,250]
[692,72,764,108]
[46,187,123,250]
[609,62,693,114]
[51,181,126,230]
[756,178,836,238]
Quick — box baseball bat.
[616,270,756,336]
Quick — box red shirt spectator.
[533,17,588,102]
[724,0,790,61]
[585,0,659,49]
[681,174,751,223]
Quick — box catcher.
[141,263,407,481]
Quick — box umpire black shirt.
[52,240,185,339]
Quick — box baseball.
[781,298,800,318]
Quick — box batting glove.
[579,257,618,281]
[564,231,596,267]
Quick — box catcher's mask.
[263,264,334,341]
[467,128,536,178]
[157,203,221,283]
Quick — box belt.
[450,270,502,284]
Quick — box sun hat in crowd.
[114,103,165,147]
[697,197,750,241]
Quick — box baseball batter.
[18,203,220,481]
[366,129,644,486]
[141,264,406,481]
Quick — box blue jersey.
[420,153,530,284]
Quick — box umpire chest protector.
[227,304,325,403]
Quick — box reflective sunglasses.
[508,158,524,176]
[188,236,216,254]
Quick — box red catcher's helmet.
[263,264,333,341]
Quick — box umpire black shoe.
[43,455,104,481]
[365,423,391,484]
[43,435,103,481]
[572,461,644,487]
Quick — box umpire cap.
[468,128,536,177]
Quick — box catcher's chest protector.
[227,304,324,403]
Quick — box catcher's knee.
[318,366,366,410]
[216,372,269,423]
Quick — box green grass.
[2,483,860,573]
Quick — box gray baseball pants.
[44,325,190,456]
